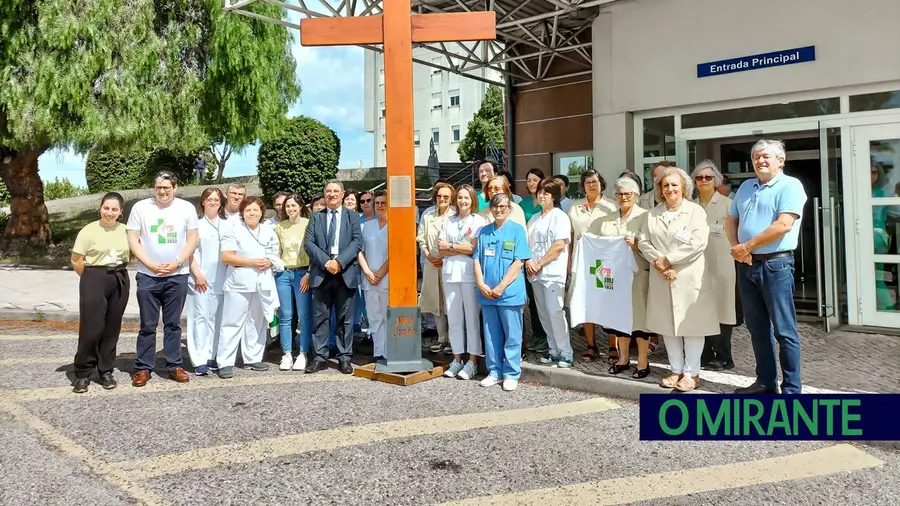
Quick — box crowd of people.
[69,138,807,395]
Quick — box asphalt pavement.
[0,324,897,505]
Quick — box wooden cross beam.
[300,1,496,308]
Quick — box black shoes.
[305,360,328,374]
[339,360,353,375]
[735,382,778,394]
[100,372,117,390]
[72,377,90,394]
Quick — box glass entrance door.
[851,124,900,327]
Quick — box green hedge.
[85,149,200,194]
[257,116,340,201]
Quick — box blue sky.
[38,29,373,188]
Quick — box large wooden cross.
[300,1,496,310]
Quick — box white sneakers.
[479,375,518,391]
[280,353,307,372]
[292,353,307,371]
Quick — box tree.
[85,148,201,194]
[202,1,299,181]
[257,116,340,202]
[457,85,505,163]
[0,0,299,245]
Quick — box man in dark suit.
[304,179,363,374]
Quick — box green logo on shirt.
[589,259,614,290]
[150,219,178,244]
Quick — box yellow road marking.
[5,372,357,403]
[0,334,79,341]
[109,397,621,480]
[0,400,171,506]
[432,444,883,506]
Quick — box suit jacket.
[304,207,362,288]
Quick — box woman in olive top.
[70,192,131,393]
[275,193,313,372]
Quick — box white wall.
[363,44,501,167]
[597,0,900,114]
[591,0,900,186]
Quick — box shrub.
[85,149,202,194]
[0,180,8,204]
[257,116,340,201]
[43,177,85,200]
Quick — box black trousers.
[312,274,354,362]
[74,266,130,378]
[702,324,734,365]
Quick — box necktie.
[326,209,336,252]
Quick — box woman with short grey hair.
[589,177,652,378]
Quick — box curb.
[520,362,661,401]
[0,310,185,325]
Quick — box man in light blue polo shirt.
[725,139,807,394]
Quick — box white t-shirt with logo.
[569,234,638,333]
[126,197,199,277]
[441,213,487,284]
[526,208,571,284]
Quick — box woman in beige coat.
[418,183,457,353]
[637,167,719,392]
[589,177,652,379]
[693,160,737,371]
[567,169,618,364]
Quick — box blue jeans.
[737,255,802,394]
[275,268,313,355]
[482,305,523,380]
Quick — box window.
[379,101,385,117]
[849,90,900,112]
[414,130,420,147]
[382,133,386,151]
[379,69,384,85]
[431,92,442,110]
[452,125,460,142]
[681,98,840,129]
[643,116,675,158]
[432,128,440,144]
[449,89,460,107]
[553,151,593,197]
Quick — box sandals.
[607,346,618,364]
[674,376,700,392]
[660,374,681,388]
[608,363,631,375]
[582,345,598,362]
[632,366,650,379]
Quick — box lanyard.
[453,214,473,243]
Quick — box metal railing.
[366,161,479,205]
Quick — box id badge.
[675,227,691,244]
[502,240,514,252]
[484,248,496,257]
[710,223,724,235]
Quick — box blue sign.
[697,46,815,78]
[639,393,900,441]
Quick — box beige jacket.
[567,196,618,236]
[701,192,737,325]
[416,206,456,316]
[637,200,720,337]
[590,206,651,333]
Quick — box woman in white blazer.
[692,160,738,371]
[637,167,719,392]
[186,188,228,376]
[217,197,282,379]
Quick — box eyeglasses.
[155,186,173,192]
[694,175,715,182]
[374,201,387,206]
[491,205,510,211]
[614,192,635,199]
[360,198,372,203]
[435,195,452,201]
